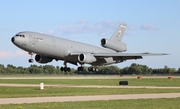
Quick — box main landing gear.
[28,52,34,63]
[77,66,98,72]
[60,67,71,72]
[77,67,84,72]
[88,67,98,72]
[60,61,71,72]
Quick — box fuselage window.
[16,34,25,38]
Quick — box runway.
[0,93,180,104]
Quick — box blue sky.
[0,0,179,69]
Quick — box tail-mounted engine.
[101,38,127,52]
[78,53,97,64]
[35,54,53,64]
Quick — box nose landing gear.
[28,52,34,63]
[28,59,34,63]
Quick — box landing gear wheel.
[28,59,34,63]
[88,67,98,72]
[67,67,71,72]
[95,68,98,72]
[28,52,33,63]
[60,67,71,72]
[78,67,84,71]
[60,67,64,71]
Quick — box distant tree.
[176,68,180,74]
[28,65,43,74]
[6,64,17,74]
[16,66,28,74]
[121,66,129,74]
[163,65,176,74]
[0,64,6,74]
[0,63,179,75]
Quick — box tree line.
[0,63,179,75]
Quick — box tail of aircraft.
[101,24,127,52]
[110,24,126,42]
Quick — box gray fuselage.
[12,31,117,66]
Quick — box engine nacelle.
[35,55,53,64]
[78,53,97,64]
[101,38,127,52]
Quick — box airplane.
[11,24,168,72]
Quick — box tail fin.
[110,24,126,42]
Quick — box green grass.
[1,98,180,109]
[1,78,180,98]
[0,77,180,108]
[0,86,180,98]
[0,78,180,86]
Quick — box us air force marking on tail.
[11,24,168,72]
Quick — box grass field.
[1,86,180,98]
[0,98,180,109]
[0,77,180,98]
[0,77,180,86]
[0,76,180,108]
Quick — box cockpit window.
[15,34,25,38]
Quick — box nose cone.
[11,37,15,43]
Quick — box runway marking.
[0,93,180,104]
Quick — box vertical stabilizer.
[110,24,126,42]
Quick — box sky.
[0,0,179,69]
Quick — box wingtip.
[163,53,170,55]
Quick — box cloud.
[140,24,158,30]
[47,30,55,34]
[127,25,137,30]
[59,24,94,34]
[76,19,87,23]
[0,50,27,59]
[58,20,125,36]
[45,20,138,36]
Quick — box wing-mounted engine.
[101,38,127,52]
[78,53,97,64]
[35,54,53,64]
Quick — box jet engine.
[78,53,97,64]
[101,38,127,52]
[35,54,53,64]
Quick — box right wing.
[69,52,168,65]
[94,52,169,61]
[94,52,168,57]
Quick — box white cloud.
[59,24,94,34]
[127,25,137,30]
[47,30,55,34]
[44,20,139,36]
[58,20,125,36]
[0,50,27,59]
[140,24,158,30]
[76,19,87,23]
